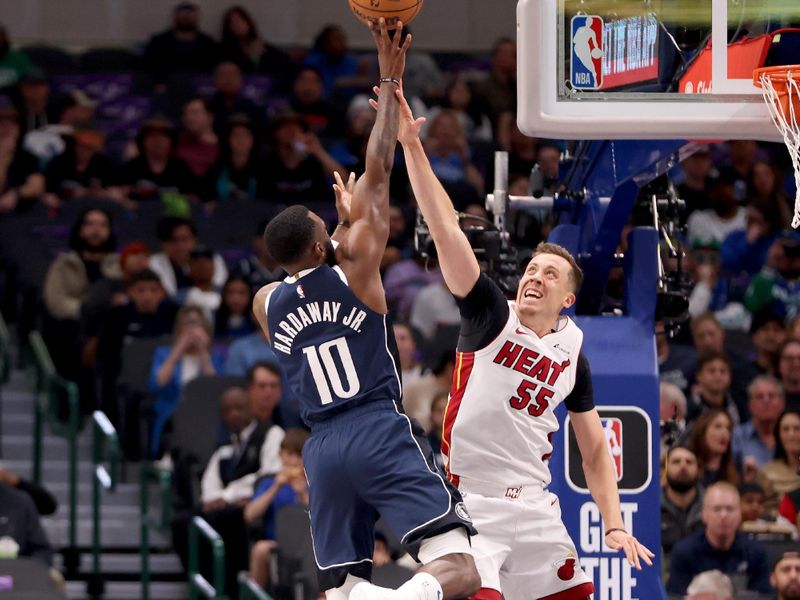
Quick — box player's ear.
[562,292,576,309]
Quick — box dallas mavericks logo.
[570,15,604,89]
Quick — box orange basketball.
[348,0,423,29]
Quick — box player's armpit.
[253,282,281,345]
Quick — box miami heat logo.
[297,285,305,299]
[554,555,577,581]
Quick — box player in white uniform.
[370,84,654,599]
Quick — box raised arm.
[386,85,481,297]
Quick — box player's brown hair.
[280,428,311,456]
[532,242,584,293]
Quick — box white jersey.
[443,303,583,488]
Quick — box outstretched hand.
[332,171,355,222]
[369,82,426,146]
[371,18,411,80]
[604,530,655,570]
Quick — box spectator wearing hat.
[143,2,219,88]
[677,146,716,217]
[149,216,228,299]
[289,66,344,140]
[0,100,43,212]
[44,124,114,204]
[746,233,800,322]
[209,61,263,139]
[113,116,198,205]
[687,172,747,249]
[0,24,32,87]
[175,96,219,179]
[205,114,261,202]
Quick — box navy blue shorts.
[302,400,474,590]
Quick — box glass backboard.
[517,0,800,140]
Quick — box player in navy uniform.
[252,20,479,600]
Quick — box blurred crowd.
[1,2,800,599]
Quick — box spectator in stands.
[536,142,563,196]
[686,172,747,248]
[224,329,281,379]
[175,96,219,179]
[677,146,716,215]
[0,101,44,212]
[427,76,493,144]
[660,382,687,458]
[749,160,793,224]
[0,24,32,87]
[290,66,343,139]
[114,116,198,204]
[778,340,800,409]
[0,483,53,565]
[14,67,50,132]
[759,409,800,514]
[245,428,310,590]
[148,306,224,457]
[661,446,704,556]
[393,322,421,384]
[382,203,414,271]
[771,552,800,600]
[778,487,800,537]
[721,199,785,279]
[410,276,460,343]
[0,466,57,516]
[209,61,263,138]
[182,246,221,320]
[790,316,800,341]
[403,347,455,431]
[743,308,788,386]
[687,242,735,322]
[245,361,293,429]
[691,313,726,355]
[423,109,484,203]
[43,207,121,380]
[383,254,441,323]
[721,140,759,201]
[473,37,516,131]
[428,391,447,459]
[236,219,284,292]
[43,125,115,205]
[393,26,444,101]
[304,24,364,99]
[329,95,373,173]
[143,2,219,87]
[745,233,800,321]
[689,409,740,487]
[667,482,771,596]
[149,216,228,299]
[261,115,341,204]
[737,482,789,535]
[657,320,697,397]
[214,275,255,340]
[206,114,261,201]
[219,6,294,90]
[687,351,740,426]
[684,570,733,600]
[733,376,786,477]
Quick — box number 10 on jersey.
[302,337,362,404]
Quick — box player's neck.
[516,306,559,337]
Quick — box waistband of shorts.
[456,476,545,499]
[310,400,399,431]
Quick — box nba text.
[579,502,640,600]
[273,302,367,354]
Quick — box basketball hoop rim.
[753,64,800,87]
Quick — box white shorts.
[459,480,594,600]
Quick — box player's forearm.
[583,452,626,531]
[363,81,400,184]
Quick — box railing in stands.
[88,410,118,600]
[189,516,228,600]
[238,572,272,600]
[28,330,81,576]
[0,311,11,460]
[139,461,173,600]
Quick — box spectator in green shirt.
[0,25,32,88]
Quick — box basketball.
[348,0,423,29]
[591,48,603,59]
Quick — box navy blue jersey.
[265,265,402,424]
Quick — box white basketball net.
[759,69,800,229]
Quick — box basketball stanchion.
[754,65,800,229]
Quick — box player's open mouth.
[523,289,543,300]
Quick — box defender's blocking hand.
[369,82,426,145]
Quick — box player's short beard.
[323,240,338,267]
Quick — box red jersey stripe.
[442,351,475,482]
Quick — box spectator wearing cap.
[758,409,800,515]
[289,66,344,140]
[175,96,219,179]
[677,146,716,217]
[182,246,221,320]
[143,2,219,88]
[218,6,295,91]
[0,100,44,213]
[746,232,800,322]
[114,116,199,205]
[661,446,704,557]
[149,216,228,299]
[687,172,747,249]
[261,115,339,205]
[0,24,32,87]
[667,481,771,596]
[733,376,786,477]
[778,340,800,410]
[44,123,114,205]
[205,114,261,201]
[209,61,263,139]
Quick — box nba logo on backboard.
[570,15,604,89]
[602,417,623,480]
